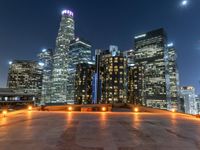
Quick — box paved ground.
[0,110,200,150]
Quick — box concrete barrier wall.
[37,104,112,112]
[127,104,172,113]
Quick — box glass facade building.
[99,46,127,104]
[133,28,179,110]
[167,44,180,109]
[127,65,145,105]
[51,10,75,103]
[66,38,92,103]
[74,63,95,104]
[38,49,53,104]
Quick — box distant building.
[127,65,145,105]
[167,44,180,109]
[0,88,36,103]
[66,38,92,103]
[92,49,102,104]
[7,60,42,100]
[51,10,75,103]
[197,96,200,114]
[38,49,53,103]
[123,49,135,66]
[180,86,199,115]
[74,63,95,104]
[99,46,127,104]
[133,28,179,110]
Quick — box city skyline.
[0,0,200,93]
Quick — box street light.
[68,106,72,111]
[102,107,106,112]
[134,107,139,112]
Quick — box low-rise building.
[180,86,199,115]
[0,88,36,103]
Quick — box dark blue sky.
[0,0,200,93]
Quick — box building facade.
[180,86,199,115]
[99,46,127,104]
[7,60,42,99]
[127,65,145,105]
[74,63,95,104]
[51,10,75,103]
[134,28,175,109]
[38,49,53,104]
[66,38,92,102]
[123,49,135,66]
[167,43,180,109]
[92,49,102,104]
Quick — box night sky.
[0,0,200,93]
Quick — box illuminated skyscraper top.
[61,10,74,16]
[55,9,75,53]
[51,10,75,102]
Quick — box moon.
[181,0,188,6]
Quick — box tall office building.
[167,43,180,109]
[134,28,172,109]
[124,49,140,104]
[74,63,95,104]
[51,10,75,103]
[127,64,145,105]
[66,38,92,103]
[99,46,127,104]
[92,49,102,104]
[38,49,53,103]
[7,60,42,98]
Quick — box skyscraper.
[7,60,42,99]
[51,10,75,103]
[66,38,92,103]
[167,43,180,109]
[134,28,170,109]
[127,64,145,105]
[38,49,53,104]
[99,46,127,104]
[74,62,95,104]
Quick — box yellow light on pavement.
[171,108,176,113]
[28,106,32,111]
[2,110,7,117]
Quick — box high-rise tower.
[38,49,53,104]
[66,38,92,103]
[134,28,169,109]
[99,46,127,104]
[133,28,179,110]
[51,10,75,103]
[167,43,180,110]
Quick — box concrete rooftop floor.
[0,110,200,150]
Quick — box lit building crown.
[62,10,73,17]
